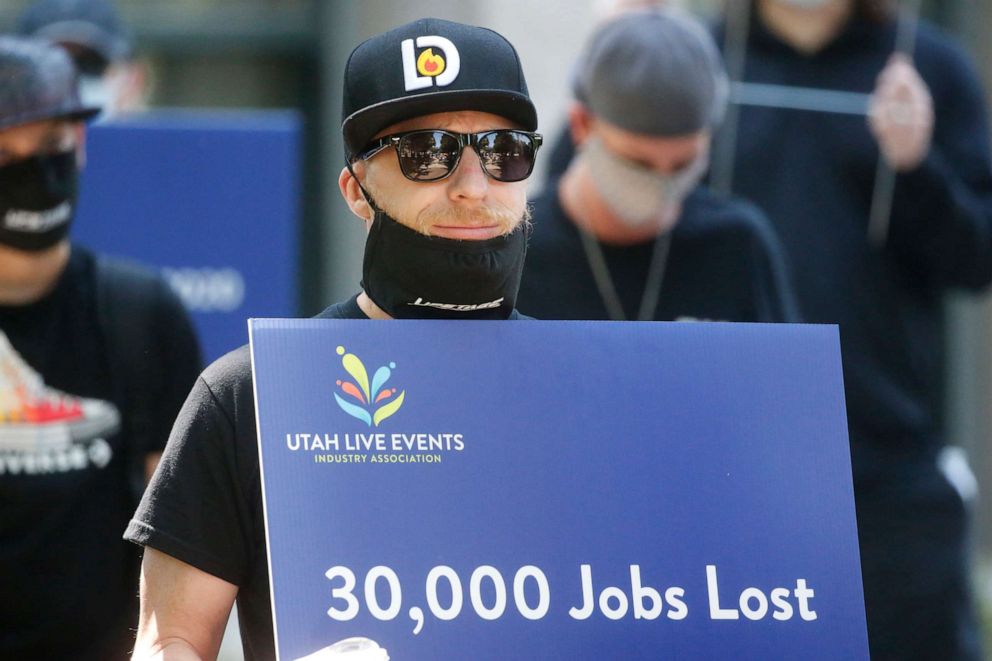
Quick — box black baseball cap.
[0,36,101,131]
[17,0,132,74]
[342,17,538,159]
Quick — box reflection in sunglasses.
[357,129,543,183]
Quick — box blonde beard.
[416,203,532,237]
[364,177,531,238]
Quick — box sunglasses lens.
[477,131,537,182]
[397,131,460,181]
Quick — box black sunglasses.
[354,129,543,183]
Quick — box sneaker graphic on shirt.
[0,330,119,454]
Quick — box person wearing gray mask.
[518,8,798,323]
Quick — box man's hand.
[868,54,935,172]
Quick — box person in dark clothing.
[126,18,541,660]
[0,37,202,660]
[519,8,798,323]
[714,1,992,659]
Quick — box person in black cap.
[18,0,147,118]
[126,17,541,660]
[518,8,798,324]
[0,36,201,660]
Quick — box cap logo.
[401,36,460,92]
[416,49,445,77]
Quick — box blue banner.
[249,320,867,660]
[75,110,299,361]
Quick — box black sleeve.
[146,280,204,455]
[888,36,992,290]
[124,349,257,586]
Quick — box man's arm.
[131,548,238,661]
[886,41,992,289]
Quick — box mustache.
[362,175,532,237]
[415,203,532,237]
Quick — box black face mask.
[0,150,78,252]
[361,207,528,320]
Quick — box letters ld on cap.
[402,36,461,91]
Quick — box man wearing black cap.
[126,18,541,660]
[519,8,797,323]
[18,0,146,118]
[0,37,201,660]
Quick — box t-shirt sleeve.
[124,355,255,586]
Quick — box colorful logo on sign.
[401,36,461,91]
[333,346,406,427]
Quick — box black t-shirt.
[0,246,202,660]
[518,182,799,323]
[125,296,528,661]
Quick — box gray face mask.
[580,135,708,229]
[775,0,833,8]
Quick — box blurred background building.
[2,0,990,656]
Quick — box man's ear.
[568,102,594,148]
[338,164,373,222]
[74,123,87,169]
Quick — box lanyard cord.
[577,226,672,321]
[710,1,923,246]
[866,0,923,246]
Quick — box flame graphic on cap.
[417,49,446,77]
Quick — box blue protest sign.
[250,320,868,660]
[75,110,299,362]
